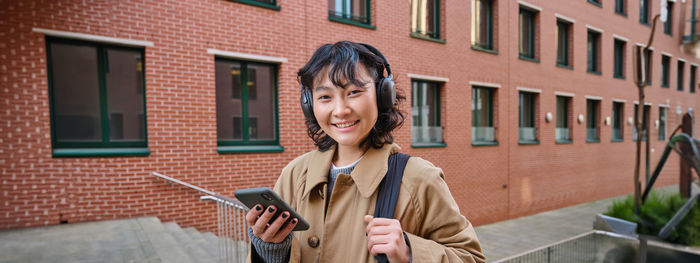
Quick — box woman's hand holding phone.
[246,204,298,243]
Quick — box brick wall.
[1,0,697,232]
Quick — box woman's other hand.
[364,215,411,263]
[246,204,297,243]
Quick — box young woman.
[246,41,485,263]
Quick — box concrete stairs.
[0,217,249,263]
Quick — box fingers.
[272,216,299,242]
[251,205,276,237]
[260,210,289,242]
[245,204,264,227]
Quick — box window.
[658,107,667,141]
[664,2,673,35]
[329,0,371,26]
[556,96,572,143]
[215,58,279,151]
[556,20,572,67]
[472,0,493,50]
[612,102,624,141]
[472,86,496,144]
[587,30,601,73]
[678,60,685,91]
[640,48,653,85]
[588,0,601,7]
[411,80,443,145]
[519,92,538,143]
[640,0,649,24]
[231,0,280,10]
[615,0,626,15]
[661,55,671,88]
[586,99,601,142]
[411,0,440,39]
[46,37,147,155]
[691,65,697,93]
[614,39,626,78]
[633,104,650,141]
[519,7,537,60]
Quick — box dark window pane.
[613,102,624,140]
[615,0,625,14]
[105,48,145,142]
[411,81,441,143]
[659,107,667,140]
[473,0,492,49]
[215,60,243,141]
[586,100,599,140]
[411,0,438,38]
[678,60,685,91]
[50,42,101,142]
[329,0,369,24]
[587,31,600,72]
[519,9,535,58]
[472,87,494,142]
[519,92,536,141]
[556,96,570,141]
[556,21,569,66]
[614,40,625,77]
[665,2,673,35]
[690,66,697,93]
[640,0,649,24]
[247,64,276,140]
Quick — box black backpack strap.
[373,152,410,263]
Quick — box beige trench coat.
[252,143,485,262]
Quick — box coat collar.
[302,143,401,199]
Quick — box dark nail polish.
[281,213,288,219]
[292,218,297,224]
[255,205,262,211]
[268,207,275,213]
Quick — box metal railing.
[152,172,250,263]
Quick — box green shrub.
[604,191,700,246]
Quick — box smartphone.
[234,187,310,231]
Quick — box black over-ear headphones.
[300,43,395,123]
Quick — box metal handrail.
[152,172,250,263]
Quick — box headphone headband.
[360,43,392,78]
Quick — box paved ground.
[474,183,699,262]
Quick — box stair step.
[135,217,194,263]
[163,222,215,263]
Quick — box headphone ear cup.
[376,77,396,113]
[300,87,316,122]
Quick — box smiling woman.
[244,41,485,263]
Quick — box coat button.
[308,235,320,248]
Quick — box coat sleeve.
[403,160,486,263]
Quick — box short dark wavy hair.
[297,41,405,152]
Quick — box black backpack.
[373,153,410,263]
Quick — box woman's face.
[312,64,378,151]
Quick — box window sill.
[410,32,446,44]
[661,85,669,88]
[218,145,284,154]
[328,16,376,30]
[614,75,626,80]
[586,139,601,143]
[518,140,540,145]
[518,55,540,63]
[587,0,602,7]
[615,12,628,17]
[411,142,447,148]
[611,138,624,142]
[229,0,281,10]
[53,147,150,157]
[640,21,651,27]
[472,141,499,147]
[556,63,573,70]
[471,45,498,55]
[555,139,573,144]
[587,70,602,75]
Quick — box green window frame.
[411,0,440,40]
[664,2,673,35]
[633,104,649,142]
[328,0,373,28]
[587,30,601,74]
[586,99,601,142]
[640,0,649,25]
[678,60,685,91]
[556,20,571,67]
[472,0,493,51]
[519,7,537,60]
[615,0,626,15]
[556,96,572,143]
[658,107,667,141]
[612,102,624,141]
[614,39,626,78]
[690,65,697,93]
[411,80,444,147]
[472,86,497,145]
[661,55,670,88]
[588,0,601,7]
[519,92,538,144]
[215,58,281,153]
[46,37,148,157]
[230,0,280,10]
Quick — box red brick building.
[2,0,699,231]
